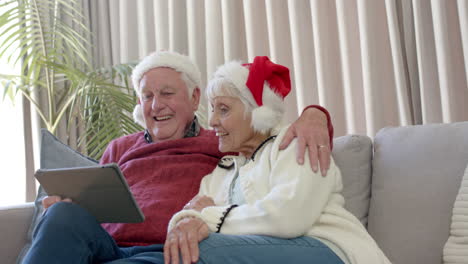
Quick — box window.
[0,2,26,206]
[0,68,26,206]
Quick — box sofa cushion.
[332,134,373,227]
[17,129,97,262]
[368,121,468,264]
[443,162,468,263]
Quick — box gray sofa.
[1,121,467,264]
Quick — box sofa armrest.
[0,203,34,264]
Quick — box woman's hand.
[42,195,72,210]
[164,217,209,264]
[280,107,331,176]
[183,195,215,212]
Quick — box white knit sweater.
[169,127,391,264]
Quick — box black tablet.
[35,163,144,223]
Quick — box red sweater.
[100,128,223,246]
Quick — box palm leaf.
[78,72,142,159]
[0,0,91,133]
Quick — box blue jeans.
[22,202,343,264]
[197,233,344,264]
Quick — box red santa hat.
[131,51,202,127]
[212,56,291,133]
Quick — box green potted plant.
[0,0,141,159]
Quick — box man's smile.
[153,115,173,121]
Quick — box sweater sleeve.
[199,136,340,238]
[303,105,334,149]
[167,171,226,232]
[197,172,212,196]
[99,140,117,165]
[99,135,131,165]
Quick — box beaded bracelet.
[216,204,238,233]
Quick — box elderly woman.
[164,57,391,264]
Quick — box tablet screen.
[35,163,144,223]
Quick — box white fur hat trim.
[131,51,201,95]
[132,104,145,128]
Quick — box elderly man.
[23,51,334,264]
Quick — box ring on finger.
[318,144,327,150]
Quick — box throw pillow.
[16,129,98,262]
[332,134,373,227]
[368,121,468,264]
[443,162,468,264]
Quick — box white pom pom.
[251,106,282,134]
[133,104,146,128]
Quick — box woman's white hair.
[206,77,255,117]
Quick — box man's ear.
[191,87,201,111]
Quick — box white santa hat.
[131,51,202,128]
[210,56,291,133]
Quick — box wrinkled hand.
[164,217,209,264]
[183,195,215,212]
[42,195,73,210]
[280,107,331,176]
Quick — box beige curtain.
[22,0,466,202]
[87,0,468,137]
